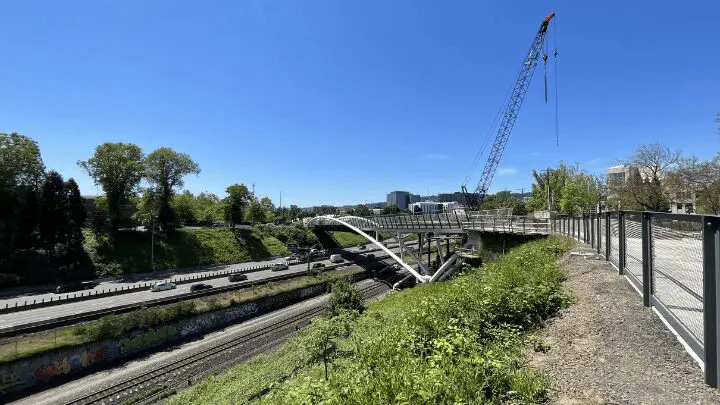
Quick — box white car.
[150,282,177,292]
[271,262,289,271]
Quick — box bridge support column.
[427,234,431,270]
[446,239,450,256]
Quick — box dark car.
[190,283,213,291]
[228,273,248,282]
[366,254,376,259]
[358,245,366,250]
[312,263,326,269]
[55,281,96,294]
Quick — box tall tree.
[259,196,276,222]
[64,178,86,244]
[245,197,267,224]
[480,190,528,215]
[527,163,574,212]
[143,147,200,230]
[0,133,45,257]
[224,184,251,227]
[39,171,68,253]
[78,143,144,232]
[171,190,197,226]
[624,143,680,183]
[559,173,602,215]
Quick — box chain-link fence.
[552,211,720,388]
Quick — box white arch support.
[308,215,429,283]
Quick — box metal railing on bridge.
[552,211,720,388]
[310,209,550,235]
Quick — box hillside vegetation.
[85,226,311,275]
[170,236,575,404]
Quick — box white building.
[409,201,459,214]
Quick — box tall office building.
[386,191,411,210]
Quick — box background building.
[387,191,411,210]
[409,201,459,213]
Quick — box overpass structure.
[307,209,550,285]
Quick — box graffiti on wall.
[180,302,258,337]
[119,325,177,355]
[0,372,24,393]
[34,357,71,382]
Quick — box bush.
[326,281,365,318]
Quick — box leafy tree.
[382,204,402,215]
[144,147,200,230]
[78,143,144,231]
[527,163,574,212]
[480,190,528,215]
[326,280,366,317]
[0,133,45,258]
[64,178,86,244]
[195,192,224,226]
[559,173,602,215]
[260,196,276,222]
[131,190,163,228]
[301,310,355,381]
[171,190,197,226]
[39,171,68,252]
[245,197,267,224]
[224,184,251,227]
[289,205,302,220]
[91,196,110,235]
[354,204,372,217]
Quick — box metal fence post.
[641,212,652,307]
[618,211,625,275]
[605,212,610,260]
[590,214,595,248]
[703,216,720,388]
[596,215,601,254]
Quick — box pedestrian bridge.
[307,209,551,235]
[306,209,550,286]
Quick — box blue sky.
[1,1,718,207]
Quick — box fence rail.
[552,211,720,388]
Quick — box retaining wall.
[0,272,367,398]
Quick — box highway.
[0,243,428,331]
[0,240,417,309]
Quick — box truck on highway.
[330,254,343,263]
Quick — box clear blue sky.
[1,1,718,207]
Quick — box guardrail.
[0,243,415,315]
[552,211,720,388]
[0,245,428,338]
[462,217,550,235]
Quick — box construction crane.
[462,12,556,210]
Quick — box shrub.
[326,281,365,318]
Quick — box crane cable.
[553,16,559,146]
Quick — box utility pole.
[150,215,155,271]
[546,168,552,212]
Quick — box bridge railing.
[551,211,720,388]
[462,215,550,234]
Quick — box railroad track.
[61,280,392,405]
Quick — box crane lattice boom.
[463,12,555,209]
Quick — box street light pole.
[150,216,155,271]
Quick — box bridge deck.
[309,211,550,236]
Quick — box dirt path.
[529,243,720,405]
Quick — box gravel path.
[529,243,720,405]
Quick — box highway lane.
[0,244,426,331]
[0,240,419,309]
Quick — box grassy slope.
[84,228,289,275]
[170,236,575,405]
[329,231,393,248]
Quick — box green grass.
[0,267,364,364]
[169,236,575,405]
[84,227,290,276]
[329,232,368,248]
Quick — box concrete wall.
[0,273,365,398]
